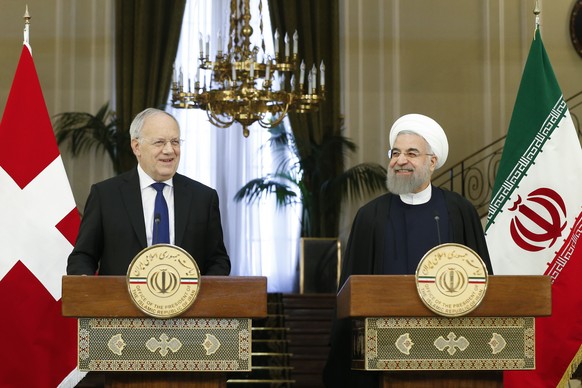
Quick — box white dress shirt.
[137,164,175,246]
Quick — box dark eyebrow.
[393,147,421,152]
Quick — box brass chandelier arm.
[206,104,235,128]
[257,107,288,129]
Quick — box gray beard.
[386,161,432,195]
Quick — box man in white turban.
[324,113,492,388]
[389,113,449,168]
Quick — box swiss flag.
[0,45,85,386]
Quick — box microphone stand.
[434,212,442,245]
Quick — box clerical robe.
[323,185,491,388]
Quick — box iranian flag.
[485,27,582,386]
[0,45,85,386]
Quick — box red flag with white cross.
[0,44,85,386]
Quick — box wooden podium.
[62,275,267,388]
[336,275,552,388]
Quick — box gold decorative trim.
[489,333,507,354]
[559,343,582,387]
[395,333,414,355]
[352,317,535,370]
[202,334,221,355]
[107,334,126,356]
[78,318,251,372]
[434,332,469,355]
[146,334,182,356]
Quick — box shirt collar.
[137,164,174,189]
[399,183,432,205]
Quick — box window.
[169,0,301,292]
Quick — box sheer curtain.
[169,0,301,292]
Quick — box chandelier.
[171,0,325,137]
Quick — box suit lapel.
[121,168,148,248]
[173,173,191,246]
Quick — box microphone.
[434,211,442,245]
[153,213,161,245]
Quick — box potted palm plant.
[234,124,387,237]
[52,102,135,174]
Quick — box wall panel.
[0,0,115,213]
[338,0,582,239]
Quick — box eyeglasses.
[141,138,184,149]
[388,149,434,160]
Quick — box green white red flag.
[486,27,582,387]
[0,45,85,386]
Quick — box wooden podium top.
[337,275,551,319]
[62,275,267,318]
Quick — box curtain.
[115,0,186,172]
[170,0,301,292]
[268,0,343,237]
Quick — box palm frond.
[52,101,129,174]
[325,162,387,200]
[54,114,103,156]
[266,126,300,172]
[235,125,386,237]
[233,174,300,207]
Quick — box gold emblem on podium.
[415,243,488,317]
[127,244,201,318]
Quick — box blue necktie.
[151,182,170,244]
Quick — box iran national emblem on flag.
[0,42,85,386]
[486,26,582,387]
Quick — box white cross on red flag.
[0,45,84,387]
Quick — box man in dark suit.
[67,108,230,276]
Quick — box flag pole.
[534,0,541,34]
[23,5,31,52]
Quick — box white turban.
[389,113,449,169]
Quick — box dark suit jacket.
[67,168,230,276]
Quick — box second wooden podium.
[337,274,551,388]
[62,275,267,388]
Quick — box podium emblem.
[127,244,201,318]
[415,243,488,317]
